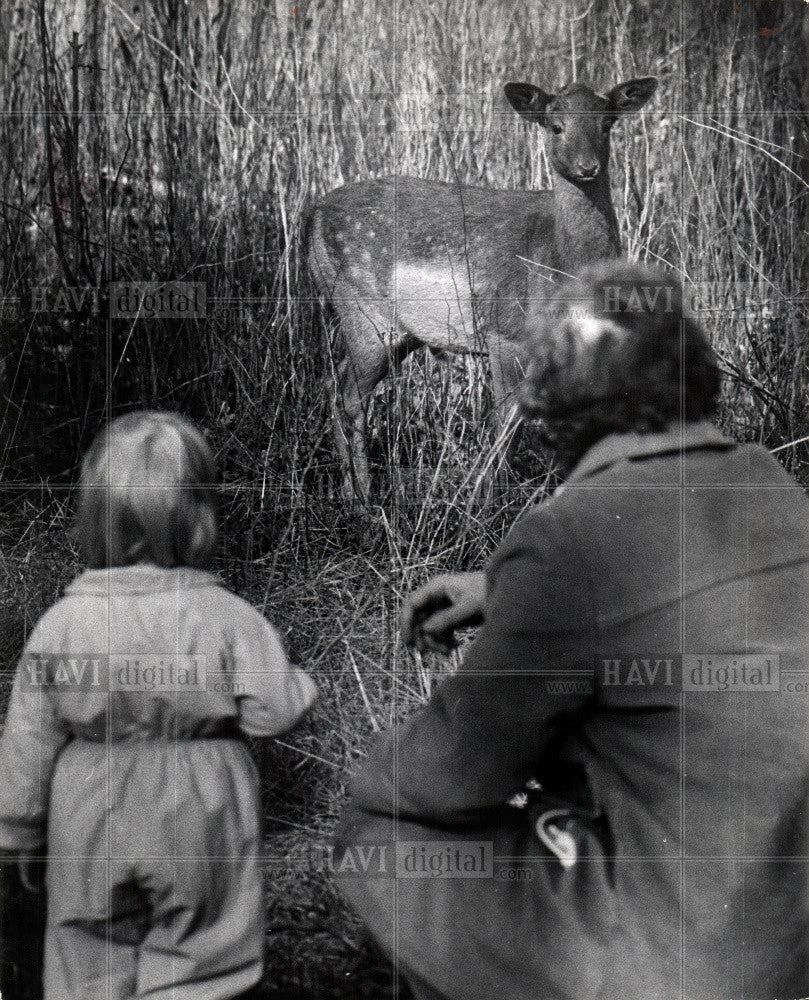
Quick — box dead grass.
[1,1,807,995]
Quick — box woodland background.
[1,1,807,997]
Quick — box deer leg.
[333,329,402,503]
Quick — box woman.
[335,262,809,1000]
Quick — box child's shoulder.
[194,578,257,613]
[193,578,280,634]
[196,584,288,663]
[16,590,81,657]
[28,583,83,628]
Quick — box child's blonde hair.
[75,411,218,569]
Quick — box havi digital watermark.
[594,653,781,693]
[18,654,207,692]
[321,840,494,879]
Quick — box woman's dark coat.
[335,422,809,1000]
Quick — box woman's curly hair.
[520,261,721,471]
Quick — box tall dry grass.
[0,1,807,995]
[2,1,805,494]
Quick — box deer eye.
[550,123,564,135]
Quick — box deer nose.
[575,161,600,180]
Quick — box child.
[0,411,318,1000]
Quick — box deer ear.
[606,76,657,114]
[504,83,554,124]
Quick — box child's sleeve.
[233,614,318,737]
[0,628,70,850]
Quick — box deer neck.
[551,170,620,277]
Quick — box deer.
[307,75,658,501]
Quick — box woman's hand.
[400,572,486,654]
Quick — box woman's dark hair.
[520,261,721,470]
[74,411,218,569]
